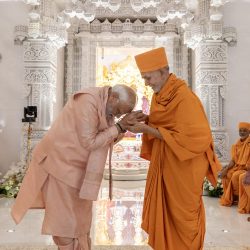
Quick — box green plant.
[203,177,223,197]
[0,161,27,198]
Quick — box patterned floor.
[1,180,250,249]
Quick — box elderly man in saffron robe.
[11,84,145,250]
[220,122,250,206]
[238,159,250,215]
[123,47,221,250]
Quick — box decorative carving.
[101,18,111,32]
[210,85,219,128]
[173,37,188,81]
[91,19,102,33]
[212,131,229,162]
[223,26,237,46]
[195,40,229,160]
[209,20,223,40]
[14,25,28,45]
[22,40,57,134]
[123,37,132,47]
[183,0,236,50]
[123,18,133,32]
[79,19,90,32]
[78,18,178,35]
[24,69,55,84]
[199,85,209,100]
[154,20,166,34]
[196,71,227,86]
[144,19,154,32]
[219,85,226,99]
[132,19,144,33]
[65,41,74,98]
[23,42,57,65]
[95,3,157,19]
[199,44,227,63]
[30,84,40,106]
[112,19,123,33]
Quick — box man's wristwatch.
[116,122,127,133]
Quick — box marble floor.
[0,180,250,250]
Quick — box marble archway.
[64,25,188,99]
[64,24,189,180]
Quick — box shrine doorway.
[65,32,187,180]
[96,47,153,180]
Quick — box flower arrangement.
[0,161,27,198]
[203,178,223,197]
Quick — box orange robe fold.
[141,74,221,250]
[220,136,250,206]
[238,171,250,214]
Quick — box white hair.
[111,84,137,109]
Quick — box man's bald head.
[106,84,137,118]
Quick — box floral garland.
[203,177,223,197]
[0,161,27,198]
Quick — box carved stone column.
[24,40,57,130]
[20,40,57,162]
[81,33,97,88]
[65,25,78,100]
[14,0,68,163]
[173,36,189,83]
[194,41,229,162]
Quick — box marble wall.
[223,1,250,147]
[0,2,28,175]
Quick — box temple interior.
[0,0,250,249]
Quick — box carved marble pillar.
[24,40,57,129]
[195,41,229,162]
[21,40,57,162]
[173,37,189,83]
[65,30,97,100]
[14,0,68,163]
[73,37,82,91]
[65,35,83,96]
[65,28,75,101]
[81,33,97,88]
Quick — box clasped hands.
[117,110,148,134]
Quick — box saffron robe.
[140,74,221,250]
[220,136,250,206]
[238,170,250,214]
